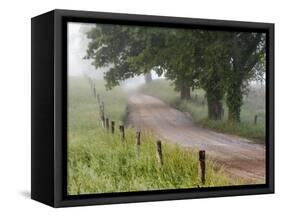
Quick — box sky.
[67,22,107,78]
[67,22,161,89]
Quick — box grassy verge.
[140,79,265,142]
[68,77,241,195]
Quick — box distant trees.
[144,72,152,83]
[84,24,265,122]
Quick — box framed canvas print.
[31,9,274,207]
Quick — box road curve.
[126,93,265,184]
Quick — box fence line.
[89,78,207,185]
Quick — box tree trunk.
[228,105,241,123]
[144,72,152,83]
[206,93,223,120]
[186,85,191,100]
[226,81,243,123]
[180,84,191,100]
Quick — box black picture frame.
[31,9,274,207]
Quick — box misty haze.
[67,22,266,195]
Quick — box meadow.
[140,79,265,142]
[67,77,240,195]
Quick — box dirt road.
[126,93,265,184]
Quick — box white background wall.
[0,0,279,216]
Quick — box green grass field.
[140,79,265,141]
[67,77,240,195]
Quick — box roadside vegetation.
[140,79,265,142]
[67,77,241,195]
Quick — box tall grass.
[140,79,265,141]
[67,77,241,195]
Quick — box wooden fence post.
[97,94,100,105]
[156,140,163,166]
[101,107,105,120]
[199,150,206,185]
[254,115,258,125]
[101,101,104,113]
[111,121,115,134]
[100,114,105,128]
[105,118,109,132]
[93,84,96,97]
[119,125,125,142]
[136,131,141,154]
[99,100,105,128]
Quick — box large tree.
[85,25,196,100]
[85,25,228,119]
[195,31,232,120]
[84,25,265,121]
[224,32,266,122]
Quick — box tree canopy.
[84,24,265,122]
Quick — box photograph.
[67,21,266,195]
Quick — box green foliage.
[224,33,266,122]
[84,24,266,122]
[68,77,239,195]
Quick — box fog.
[67,22,106,79]
[67,22,162,90]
